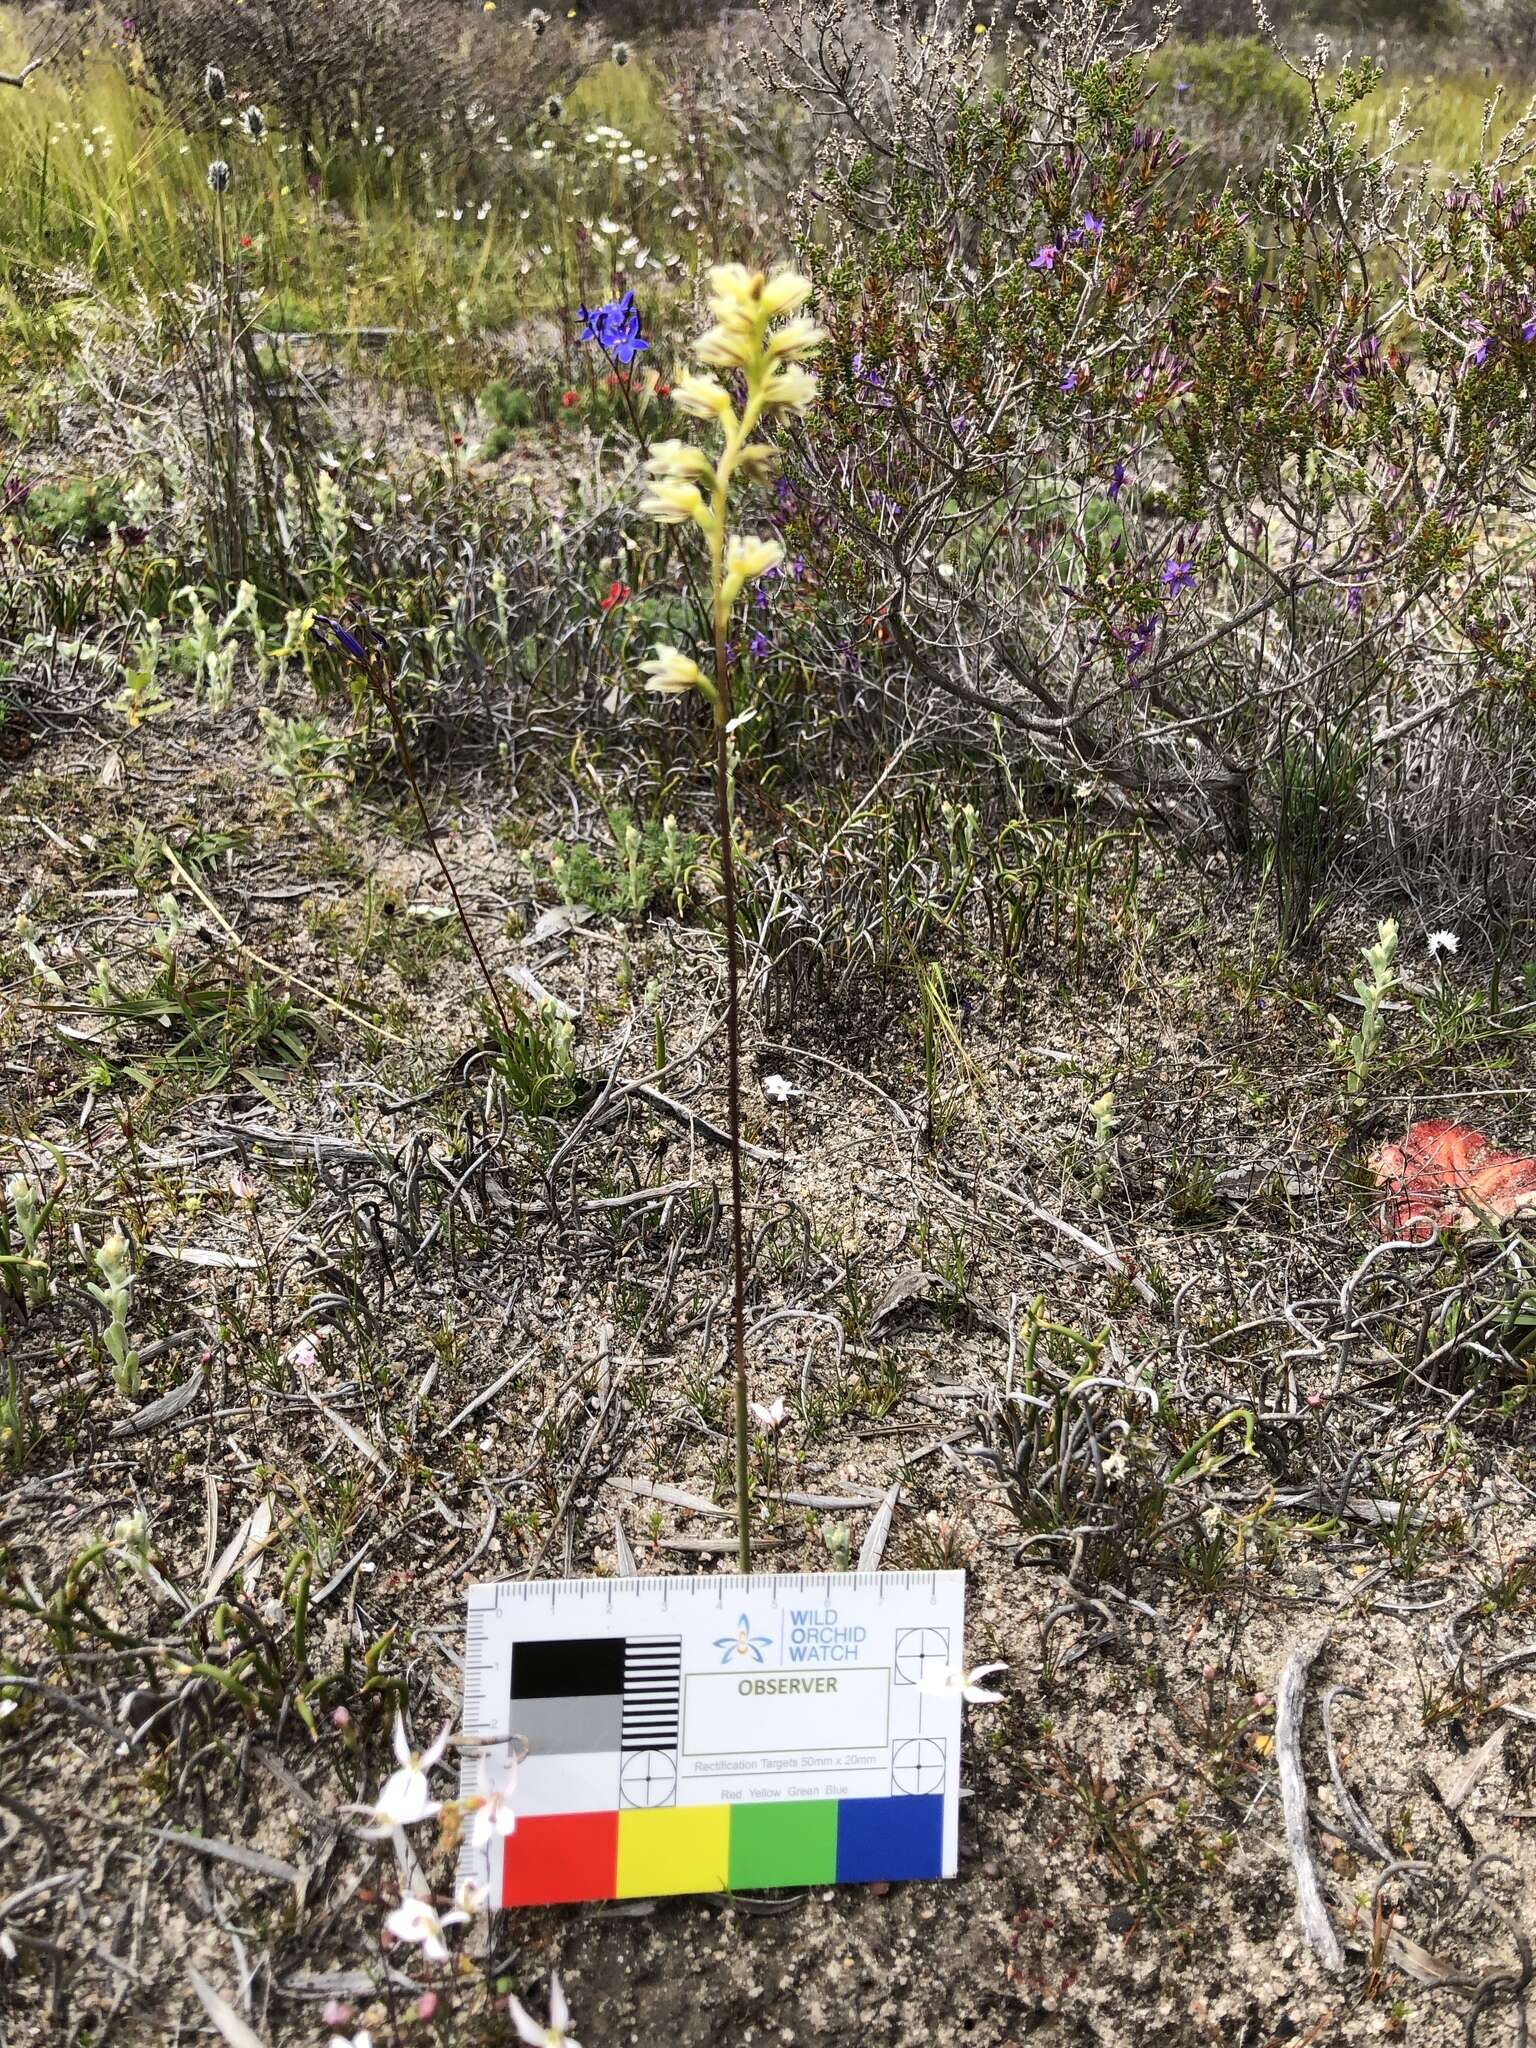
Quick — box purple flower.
[1107,460,1126,501]
[317,615,369,662]
[1115,616,1158,670]
[576,290,648,366]
[1344,583,1363,615]
[1060,367,1079,393]
[1161,559,1195,596]
[1522,317,1536,343]
[1029,245,1058,271]
[749,632,771,658]
[1173,79,1190,97]
[1468,332,1490,369]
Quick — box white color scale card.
[458,1570,967,1906]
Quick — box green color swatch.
[727,1799,839,1889]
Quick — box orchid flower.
[384,1893,467,1963]
[349,1714,450,1835]
[510,1970,580,2047]
[470,1783,518,1849]
[917,1661,1008,1704]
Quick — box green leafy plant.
[1341,917,1400,1097]
[21,476,130,546]
[2,1174,50,1311]
[545,808,703,921]
[477,378,537,459]
[87,1230,140,1396]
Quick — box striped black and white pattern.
[621,1635,682,1752]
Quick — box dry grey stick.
[1276,1634,1345,1972]
[1321,1685,1393,1864]
[0,37,63,89]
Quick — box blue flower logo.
[714,1614,772,1666]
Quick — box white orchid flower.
[917,1661,1007,1704]
[383,1892,467,1963]
[349,1714,450,1835]
[469,1782,518,1849]
[510,1969,579,2047]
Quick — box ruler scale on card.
[456,1571,967,1907]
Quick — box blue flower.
[316,615,368,662]
[1161,558,1195,595]
[1107,459,1127,501]
[577,290,648,366]
[749,632,771,657]
[1523,317,1536,343]
[1124,617,1157,664]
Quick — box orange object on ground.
[1370,1119,1536,1241]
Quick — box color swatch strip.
[501,1795,944,1907]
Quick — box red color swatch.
[502,1811,618,1907]
[1370,1120,1536,1241]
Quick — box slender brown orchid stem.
[326,623,514,1044]
[711,581,752,1577]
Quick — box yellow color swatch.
[615,1805,731,1898]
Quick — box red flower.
[560,388,579,408]
[655,381,671,398]
[451,432,464,446]
[599,580,629,611]
[239,234,252,248]
[1371,1120,1536,1240]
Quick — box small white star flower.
[469,1783,517,1848]
[917,1661,1007,1704]
[510,1968,579,2047]
[1427,929,1459,959]
[348,1714,450,1835]
[384,1893,467,1963]
[762,1073,798,1104]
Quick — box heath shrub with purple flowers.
[764,0,1536,931]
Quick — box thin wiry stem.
[710,414,753,1576]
